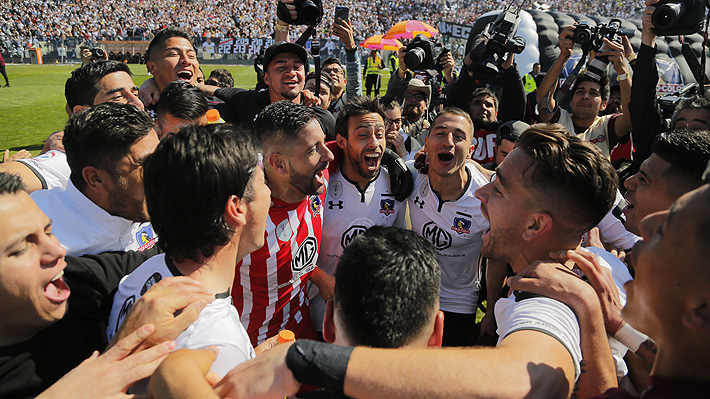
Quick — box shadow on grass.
[8,144,44,151]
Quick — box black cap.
[497,120,529,143]
[263,41,309,70]
[305,72,334,90]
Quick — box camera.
[652,0,707,36]
[658,83,699,118]
[571,19,635,82]
[470,6,526,84]
[277,0,323,26]
[91,48,105,60]
[403,34,449,72]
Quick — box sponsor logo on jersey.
[422,221,452,250]
[115,295,135,334]
[292,236,318,272]
[329,181,343,199]
[328,200,343,210]
[414,196,425,209]
[136,225,154,245]
[310,196,322,215]
[590,134,606,144]
[140,272,163,295]
[379,199,395,215]
[451,217,471,235]
[341,224,367,248]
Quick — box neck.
[572,115,596,129]
[266,176,307,205]
[269,89,302,105]
[652,338,710,381]
[171,241,239,294]
[340,163,374,191]
[510,243,580,275]
[428,165,468,202]
[331,86,344,98]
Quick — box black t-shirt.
[0,248,159,399]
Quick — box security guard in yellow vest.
[364,49,386,98]
[523,62,542,94]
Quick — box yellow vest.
[523,73,537,93]
[366,55,383,75]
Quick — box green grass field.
[0,63,390,156]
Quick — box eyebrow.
[495,168,507,187]
[106,86,136,95]
[3,220,52,253]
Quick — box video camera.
[403,34,450,72]
[572,19,635,82]
[470,4,526,84]
[658,82,699,118]
[277,0,323,26]
[652,0,708,36]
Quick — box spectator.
[0,50,9,87]
[155,81,209,138]
[304,72,335,110]
[364,49,385,98]
[325,16,362,118]
[205,68,234,88]
[482,120,528,170]
[382,99,421,161]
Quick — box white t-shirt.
[17,150,70,190]
[309,166,406,331]
[107,254,255,379]
[557,108,615,159]
[407,162,490,314]
[30,180,155,256]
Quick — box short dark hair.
[381,99,401,112]
[253,101,317,155]
[571,74,610,103]
[64,103,155,191]
[206,68,235,88]
[469,87,499,112]
[0,172,24,195]
[651,130,710,196]
[334,96,386,139]
[322,57,343,69]
[671,96,710,129]
[156,81,209,120]
[147,27,197,61]
[65,60,133,109]
[516,123,617,231]
[334,226,440,348]
[432,107,474,138]
[143,124,260,263]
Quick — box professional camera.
[658,83,699,118]
[471,5,526,84]
[403,34,450,72]
[571,19,635,82]
[652,0,707,36]
[91,48,105,60]
[277,0,323,25]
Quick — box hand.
[301,89,319,107]
[332,18,355,49]
[110,276,213,353]
[213,341,300,399]
[478,311,497,340]
[254,335,280,356]
[621,36,634,60]
[413,146,428,174]
[397,46,408,77]
[558,26,576,57]
[37,324,175,399]
[139,77,161,107]
[439,51,455,77]
[3,149,31,162]
[148,348,220,399]
[310,267,335,302]
[80,48,93,65]
[584,227,605,250]
[278,0,297,24]
[386,131,407,157]
[642,0,659,46]
[500,52,514,70]
[42,131,65,154]
[597,38,627,74]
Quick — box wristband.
[613,321,647,352]
[275,23,289,33]
[285,340,354,394]
[625,53,637,63]
[617,72,628,82]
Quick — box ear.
[72,104,90,115]
[146,60,156,75]
[467,141,475,159]
[323,299,337,344]
[336,133,347,150]
[81,166,111,194]
[427,310,445,348]
[267,152,288,176]
[224,194,247,232]
[263,70,271,87]
[599,100,608,112]
[522,211,553,241]
[682,299,710,332]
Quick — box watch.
[617,72,628,81]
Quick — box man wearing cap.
[401,78,431,146]
[304,72,334,110]
[482,120,528,170]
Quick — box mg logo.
[422,221,452,250]
[341,225,367,249]
[292,236,318,272]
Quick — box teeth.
[365,153,380,158]
[51,270,64,282]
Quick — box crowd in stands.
[1,0,643,54]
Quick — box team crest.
[379,199,395,215]
[135,225,154,245]
[451,217,472,235]
[310,196,323,215]
[590,134,606,144]
[419,180,429,197]
[329,181,343,199]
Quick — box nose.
[127,91,144,111]
[474,182,490,204]
[321,142,335,163]
[624,172,639,192]
[41,232,67,267]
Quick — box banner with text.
[437,21,473,40]
[215,38,275,55]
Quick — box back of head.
[253,101,317,155]
[64,103,154,191]
[516,123,617,232]
[334,96,386,139]
[381,98,401,112]
[143,124,260,263]
[334,226,440,348]
[571,74,610,102]
[651,130,710,197]
[147,26,196,61]
[206,68,234,88]
[156,80,209,121]
[0,172,24,196]
[65,60,132,109]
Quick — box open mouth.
[364,153,381,170]
[438,153,454,162]
[314,164,328,185]
[176,70,193,81]
[482,227,491,247]
[45,270,71,304]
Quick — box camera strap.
[296,25,322,98]
[555,51,588,104]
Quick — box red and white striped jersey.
[233,179,327,346]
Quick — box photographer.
[537,25,634,159]
[629,0,710,166]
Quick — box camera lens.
[404,47,425,69]
[300,0,320,24]
[575,30,591,44]
[652,3,683,27]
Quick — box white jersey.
[30,180,155,256]
[17,150,70,190]
[309,166,406,331]
[107,254,255,380]
[407,162,490,314]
